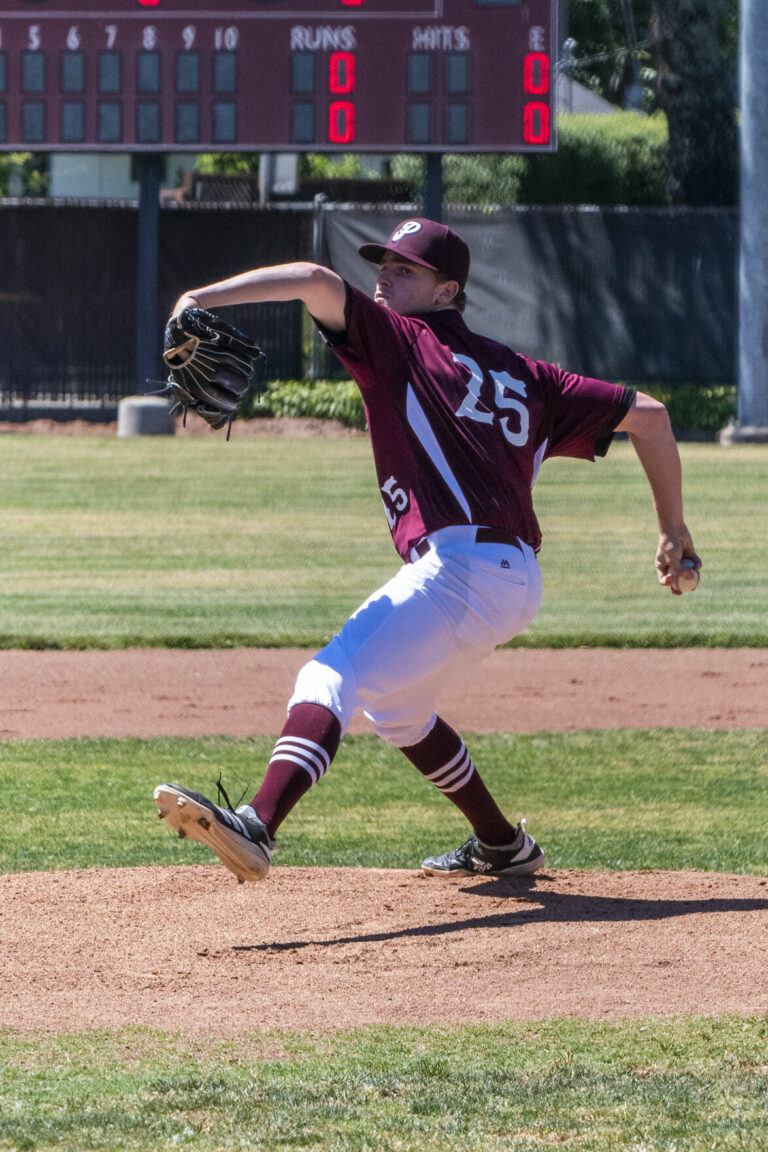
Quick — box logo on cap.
[391,221,422,243]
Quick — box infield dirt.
[2,645,767,1035]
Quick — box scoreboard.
[0,1,557,153]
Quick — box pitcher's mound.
[3,864,767,1035]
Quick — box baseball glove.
[161,307,265,437]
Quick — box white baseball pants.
[288,525,542,747]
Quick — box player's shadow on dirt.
[236,878,768,953]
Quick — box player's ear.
[435,278,460,306]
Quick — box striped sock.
[269,733,332,785]
[251,703,341,836]
[422,739,475,793]
[400,715,517,845]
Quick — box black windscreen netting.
[0,201,736,408]
[0,202,310,406]
[327,206,737,386]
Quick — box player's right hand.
[655,528,701,595]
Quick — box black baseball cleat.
[153,783,276,883]
[421,820,545,877]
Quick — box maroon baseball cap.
[359,218,470,290]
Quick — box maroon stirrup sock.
[251,703,341,837]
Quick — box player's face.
[374,254,445,315]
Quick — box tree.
[566,0,654,110]
[566,0,738,205]
[651,0,738,204]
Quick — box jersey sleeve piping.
[594,386,637,458]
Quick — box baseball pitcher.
[154,218,701,882]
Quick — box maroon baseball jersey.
[319,285,634,560]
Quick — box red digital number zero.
[329,52,356,95]
[523,102,550,145]
[329,101,356,144]
[524,53,550,95]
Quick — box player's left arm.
[615,391,702,594]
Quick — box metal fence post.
[135,153,163,395]
[727,0,768,441]
[423,154,444,223]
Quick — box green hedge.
[0,152,48,197]
[248,379,366,429]
[642,383,737,437]
[390,113,670,207]
[248,378,735,438]
[520,113,669,206]
[391,152,527,207]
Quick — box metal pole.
[558,0,569,48]
[135,152,162,394]
[731,0,768,439]
[423,153,444,223]
[258,152,275,203]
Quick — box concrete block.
[117,396,175,437]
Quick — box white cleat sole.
[499,851,546,876]
[153,784,270,883]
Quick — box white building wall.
[49,153,198,199]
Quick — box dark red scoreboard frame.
[0,0,557,153]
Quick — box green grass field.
[3,1017,768,1151]
[3,730,767,876]
[0,436,764,647]
[1,432,766,1149]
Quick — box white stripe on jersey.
[531,437,548,486]
[270,736,330,785]
[424,743,475,794]
[406,383,472,522]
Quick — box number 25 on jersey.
[453,354,530,448]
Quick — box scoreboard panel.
[0,1,557,153]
